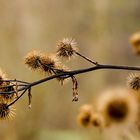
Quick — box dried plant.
[0,37,140,123]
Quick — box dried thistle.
[39,54,59,75]
[129,32,140,55]
[127,73,140,90]
[0,101,15,120]
[56,38,78,59]
[24,50,43,70]
[25,51,59,75]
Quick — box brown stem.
[75,52,98,65]
[2,63,140,106]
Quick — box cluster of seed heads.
[24,38,79,101]
[0,38,80,120]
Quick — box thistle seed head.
[40,54,59,75]
[24,50,43,70]
[127,73,140,90]
[25,51,59,75]
[56,38,78,59]
[0,102,15,120]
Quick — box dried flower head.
[127,73,140,90]
[56,38,78,59]
[39,54,59,75]
[0,102,15,120]
[96,88,139,127]
[129,32,140,55]
[25,51,59,75]
[77,104,93,127]
[24,50,42,70]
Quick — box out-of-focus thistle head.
[95,88,139,127]
[130,32,140,55]
[77,104,93,127]
[0,100,15,120]
[127,73,140,91]
[56,38,78,59]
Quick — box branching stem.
[1,53,140,107]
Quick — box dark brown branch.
[1,63,140,95]
[1,63,140,106]
[7,89,28,107]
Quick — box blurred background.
[0,0,140,140]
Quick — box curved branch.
[1,63,140,95]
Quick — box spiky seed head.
[24,50,43,70]
[127,73,140,90]
[96,88,139,127]
[77,104,93,127]
[39,54,58,75]
[25,51,59,75]
[129,32,140,55]
[0,102,15,120]
[56,38,78,59]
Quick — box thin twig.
[75,52,98,65]
[7,89,28,107]
[1,63,140,106]
[1,63,140,95]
